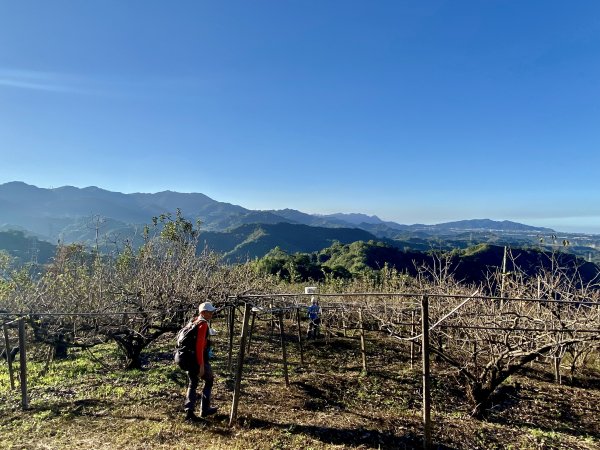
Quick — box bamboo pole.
[18,318,28,410]
[227,305,235,371]
[500,245,507,307]
[554,354,562,385]
[421,296,431,449]
[323,307,329,343]
[278,313,290,387]
[3,323,15,390]
[295,307,304,365]
[554,293,563,385]
[358,308,367,374]
[229,302,252,427]
[269,302,274,340]
[246,311,256,354]
[410,310,416,370]
[537,276,542,314]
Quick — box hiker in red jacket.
[184,301,218,422]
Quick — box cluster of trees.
[2,212,599,419]
[250,241,424,282]
[0,230,56,265]
[0,212,277,369]
[253,251,600,418]
[251,240,600,288]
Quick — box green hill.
[200,223,378,261]
[254,240,600,287]
[0,230,56,265]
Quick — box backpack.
[174,321,199,371]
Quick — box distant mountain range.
[0,181,553,237]
[1,181,598,264]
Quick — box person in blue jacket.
[306,296,321,339]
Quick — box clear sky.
[1,1,599,233]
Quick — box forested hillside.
[2,182,600,267]
[199,223,377,261]
[0,230,56,265]
[252,240,600,287]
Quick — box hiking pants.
[184,363,214,412]
[307,317,321,339]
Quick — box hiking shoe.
[200,406,218,417]
[184,410,203,423]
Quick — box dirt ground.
[0,322,599,449]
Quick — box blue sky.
[0,1,599,233]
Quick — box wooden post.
[18,318,28,410]
[323,307,329,343]
[226,306,231,356]
[295,307,304,365]
[229,302,252,427]
[410,310,416,370]
[554,345,563,385]
[500,246,507,307]
[537,276,542,314]
[554,297,562,385]
[3,323,15,390]
[421,296,431,449]
[278,313,290,387]
[227,305,235,371]
[342,309,347,337]
[246,311,256,354]
[358,308,367,374]
[435,334,443,362]
[269,302,274,340]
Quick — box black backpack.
[174,321,199,371]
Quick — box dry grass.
[0,321,599,450]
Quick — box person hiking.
[182,301,219,422]
[306,296,321,339]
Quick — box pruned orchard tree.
[1,244,110,359]
[423,251,600,418]
[331,251,600,418]
[1,211,277,369]
[92,211,275,369]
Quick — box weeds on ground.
[0,326,598,449]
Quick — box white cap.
[199,302,217,313]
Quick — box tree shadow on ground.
[25,397,174,423]
[486,382,600,439]
[292,380,346,410]
[520,365,600,391]
[237,417,456,450]
[23,398,110,417]
[308,337,360,351]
